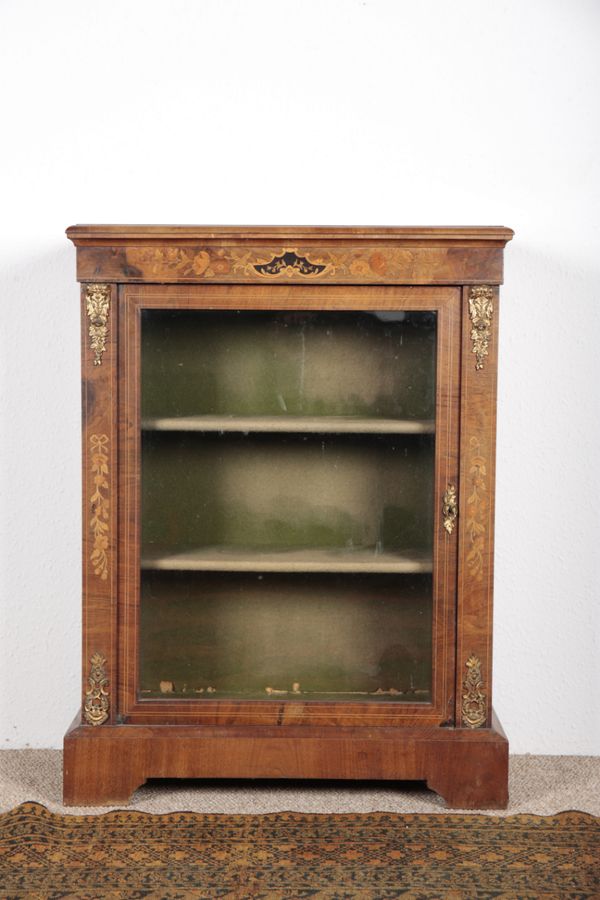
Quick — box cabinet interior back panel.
[141,432,434,554]
[141,309,436,420]
[140,572,433,701]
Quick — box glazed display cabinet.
[64,225,513,807]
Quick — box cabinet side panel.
[81,284,118,725]
[456,286,499,728]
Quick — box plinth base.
[63,712,508,808]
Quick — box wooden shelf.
[141,415,435,435]
[141,546,433,574]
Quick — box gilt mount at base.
[83,653,109,726]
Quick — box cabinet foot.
[63,771,144,806]
[424,712,508,809]
[63,717,145,805]
[425,745,508,809]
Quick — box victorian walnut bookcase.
[63,225,513,807]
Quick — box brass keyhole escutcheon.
[442,484,458,535]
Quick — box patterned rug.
[0,802,597,898]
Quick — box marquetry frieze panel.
[74,242,505,285]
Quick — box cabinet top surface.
[67,224,514,243]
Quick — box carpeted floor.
[0,750,599,816]
[1,802,598,898]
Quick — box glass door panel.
[139,309,437,704]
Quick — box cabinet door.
[118,285,460,726]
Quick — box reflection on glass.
[139,309,437,702]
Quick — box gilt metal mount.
[83,653,109,726]
[86,283,110,365]
[468,285,494,371]
[461,655,487,728]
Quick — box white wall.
[1,0,598,754]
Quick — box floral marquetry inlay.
[89,434,109,581]
[465,437,487,580]
[124,244,439,282]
